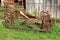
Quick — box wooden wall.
[26,0,60,18]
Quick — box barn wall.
[26,0,60,18]
[26,0,43,15]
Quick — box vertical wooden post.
[1,0,4,6]
[22,0,24,9]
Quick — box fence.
[26,0,60,18]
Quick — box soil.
[0,19,5,23]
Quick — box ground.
[0,6,60,40]
[0,22,60,40]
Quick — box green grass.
[11,19,41,28]
[0,7,4,19]
[0,21,60,40]
[0,6,60,40]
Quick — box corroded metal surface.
[40,11,53,32]
[4,0,53,32]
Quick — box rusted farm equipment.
[39,11,53,32]
[4,0,53,32]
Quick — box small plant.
[33,9,38,16]
[2,21,7,26]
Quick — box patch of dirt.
[0,19,5,23]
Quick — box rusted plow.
[4,0,53,32]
